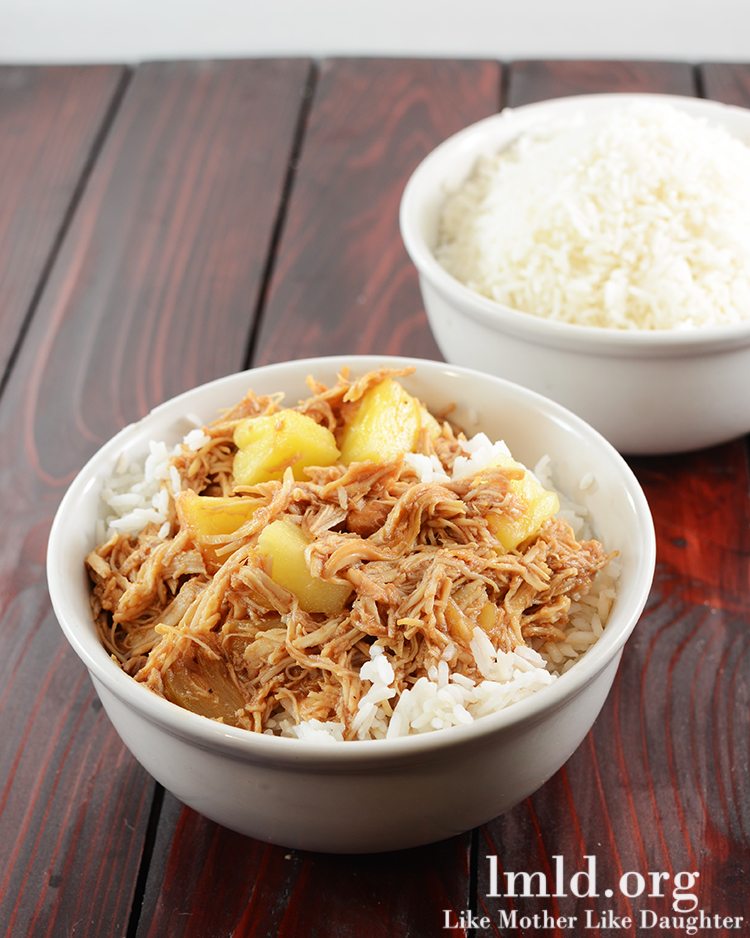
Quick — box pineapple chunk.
[233,409,339,485]
[487,457,560,551]
[257,519,351,615]
[478,601,498,633]
[178,490,261,565]
[340,378,434,464]
[178,490,260,538]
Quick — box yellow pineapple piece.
[232,409,339,485]
[478,601,498,633]
[257,519,351,615]
[340,378,433,464]
[178,490,260,538]
[487,457,559,551]
[178,490,261,566]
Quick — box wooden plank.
[476,61,750,934]
[701,62,750,105]
[0,59,309,937]
[141,796,471,938]
[508,59,695,104]
[138,798,302,938]
[0,66,125,382]
[138,58,501,938]
[255,58,501,365]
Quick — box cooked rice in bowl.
[435,100,750,331]
[86,366,619,742]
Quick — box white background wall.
[2,0,749,63]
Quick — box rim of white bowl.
[400,93,750,356]
[47,355,656,767]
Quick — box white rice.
[450,432,512,480]
[98,427,618,740]
[97,422,209,542]
[436,100,750,330]
[404,432,512,484]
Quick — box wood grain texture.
[0,59,309,937]
[139,796,470,938]
[136,58,502,938]
[507,60,696,104]
[701,62,750,105]
[254,58,502,365]
[475,61,750,937]
[5,55,748,938]
[138,798,304,938]
[0,66,125,382]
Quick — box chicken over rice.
[86,367,616,741]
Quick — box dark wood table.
[1,57,748,937]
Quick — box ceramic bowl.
[400,93,750,454]
[47,355,655,852]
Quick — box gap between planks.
[0,68,132,402]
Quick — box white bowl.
[400,93,750,455]
[47,355,655,853]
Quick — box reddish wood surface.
[255,58,501,365]
[140,796,470,938]
[507,60,696,104]
[0,60,309,937]
[0,66,125,381]
[1,55,749,938]
[476,61,750,937]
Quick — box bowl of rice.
[47,355,654,852]
[400,94,750,454]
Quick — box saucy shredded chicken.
[87,368,611,738]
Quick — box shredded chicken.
[86,367,612,738]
